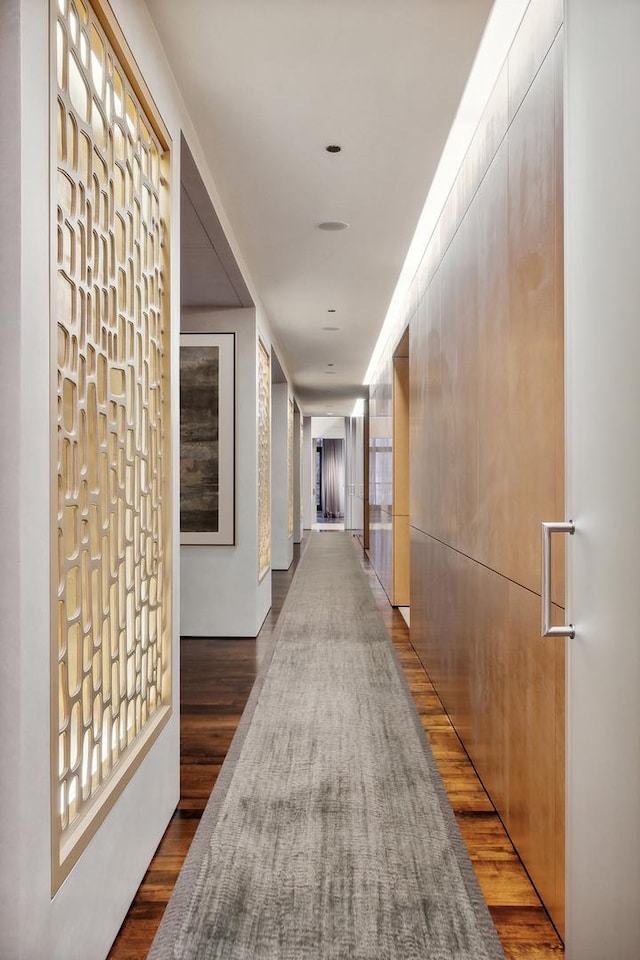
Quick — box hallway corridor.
[109,536,562,959]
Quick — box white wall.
[181,308,271,636]
[0,2,22,956]
[564,2,640,956]
[271,382,294,569]
[293,405,302,543]
[302,417,314,529]
[311,415,346,440]
[345,416,364,533]
[5,2,184,957]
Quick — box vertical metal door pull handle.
[541,521,575,638]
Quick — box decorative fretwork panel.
[258,339,271,580]
[53,0,171,883]
[288,397,294,537]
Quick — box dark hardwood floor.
[108,533,563,959]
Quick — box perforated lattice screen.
[53,0,171,882]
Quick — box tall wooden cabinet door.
[564,2,640,957]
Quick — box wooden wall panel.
[411,529,565,933]
[506,48,564,602]
[378,0,566,936]
[553,35,565,607]
[475,146,510,575]
[409,276,442,540]
[392,358,409,518]
[508,0,563,122]
[392,357,410,605]
[411,49,564,601]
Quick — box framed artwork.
[180,332,235,544]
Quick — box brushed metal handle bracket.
[541,521,575,638]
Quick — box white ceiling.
[146,0,494,414]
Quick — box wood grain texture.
[408,37,564,602]
[396,0,566,934]
[392,356,410,605]
[410,528,566,937]
[506,45,564,603]
[392,357,410,519]
[474,145,510,576]
[507,0,563,122]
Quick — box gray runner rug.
[148,533,505,960]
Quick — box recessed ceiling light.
[326,145,342,153]
[322,326,340,331]
[317,221,349,231]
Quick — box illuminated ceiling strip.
[363,0,530,386]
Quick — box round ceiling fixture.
[318,221,349,231]
[322,326,340,331]
[327,308,336,313]
[327,363,334,367]
[326,144,342,153]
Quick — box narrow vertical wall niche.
[52,0,172,890]
[287,396,294,537]
[258,337,271,580]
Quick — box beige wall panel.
[392,355,410,606]
[508,0,563,122]
[437,248,460,549]
[471,551,510,818]
[505,579,565,936]
[392,357,410,518]
[507,49,564,602]
[437,195,456,272]
[553,34,566,606]
[408,300,426,532]
[392,513,410,607]
[410,276,442,540]
[466,64,509,206]
[410,528,565,935]
[452,204,480,560]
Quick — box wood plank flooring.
[109,534,563,959]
